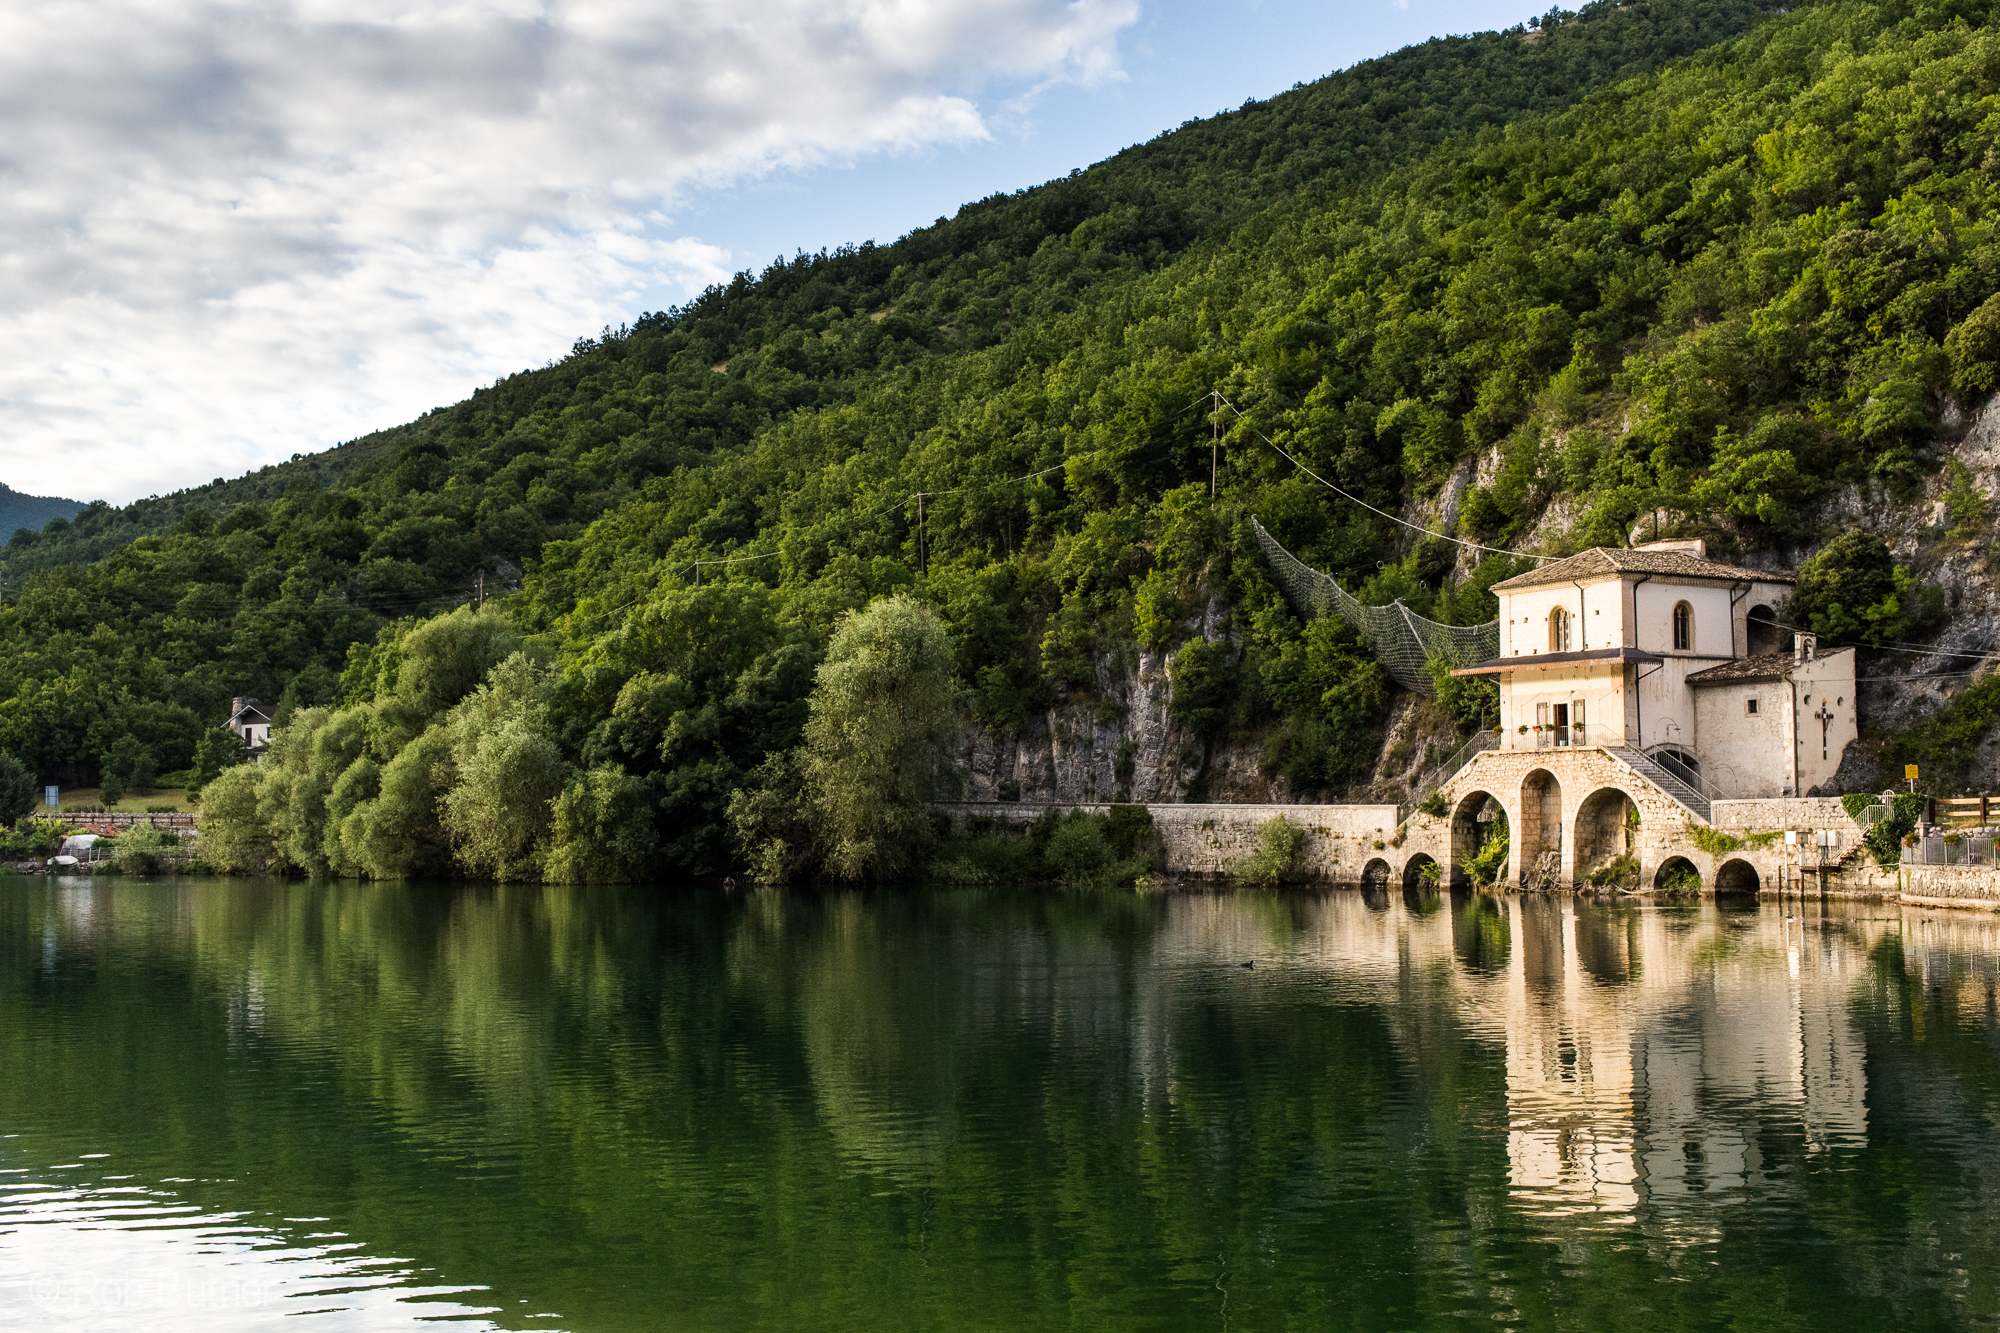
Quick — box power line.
[1209,391,1552,563]
[1768,614,2000,668]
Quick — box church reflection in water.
[1150,890,1882,1232]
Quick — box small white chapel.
[1450,538,1857,799]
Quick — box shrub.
[113,825,175,876]
[1840,793,1880,822]
[1943,460,1991,544]
[0,819,67,859]
[1659,861,1700,900]
[1042,809,1153,888]
[1464,819,1510,886]
[1687,824,1743,857]
[1586,853,1639,889]
[1235,814,1309,887]
[1045,816,1113,886]
[1863,792,1925,866]
[1417,789,1448,819]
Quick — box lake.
[1,879,1996,1330]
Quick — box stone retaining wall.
[1900,864,2000,910]
[937,802,1403,882]
[1709,798,1854,831]
[59,812,197,834]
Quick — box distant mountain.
[0,484,82,542]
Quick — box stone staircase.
[1606,747,1712,823]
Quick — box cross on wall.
[1815,701,1836,760]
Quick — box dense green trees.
[19,0,2000,866]
[0,750,34,826]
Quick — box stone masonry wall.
[941,748,2000,909]
[938,802,1404,881]
[1710,798,1854,832]
[1901,865,2000,910]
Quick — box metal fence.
[1911,830,2000,867]
[1253,518,1498,695]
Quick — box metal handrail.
[1408,729,1499,822]
[1646,748,1726,805]
[1436,729,1499,780]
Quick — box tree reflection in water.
[0,881,1993,1331]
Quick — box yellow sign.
[1906,764,1920,780]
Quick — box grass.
[56,788,196,814]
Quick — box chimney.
[1633,537,1707,558]
[1793,632,1816,663]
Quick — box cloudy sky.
[0,0,1516,505]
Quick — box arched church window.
[1672,601,1693,651]
[1549,606,1571,653]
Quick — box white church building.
[1451,538,1857,800]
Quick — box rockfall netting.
[1252,517,1498,695]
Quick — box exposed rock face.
[959,602,1463,808]
[960,599,1276,805]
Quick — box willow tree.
[803,595,959,882]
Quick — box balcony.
[1503,725,1582,751]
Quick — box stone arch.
[1574,786,1639,887]
[1518,769,1562,888]
[1361,857,1391,889]
[1450,791,1507,888]
[1747,603,1781,656]
[1403,853,1440,892]
[1715,858,1761,893]
[1654,855,1700,892]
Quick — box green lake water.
[2,879,1998,1331]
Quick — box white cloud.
[0,0,1139,504]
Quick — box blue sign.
[44,785,58,809]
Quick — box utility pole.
[917,492,926,575]
[1211,391,1221,498]
[477,569,484,608]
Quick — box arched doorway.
[1715,858,1760,893]
[1575,787,1639,888]
[1518,769,1562,888]
[1451,791,1508,887]
[1654,855,1700,894]
[1403,853,1440,892]
[1747,603,1781,656]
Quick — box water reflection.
[0,881,1996,1331]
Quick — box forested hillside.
[0,485,80,546]
[7,0,2000,883]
